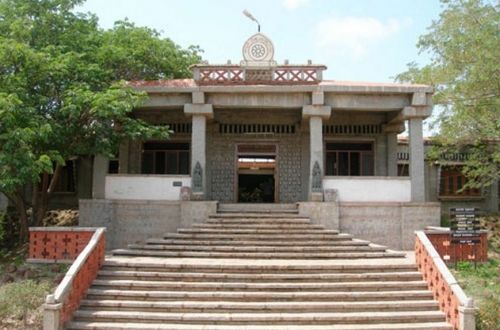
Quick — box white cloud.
[315,16,412,58]
[282,0,310,10]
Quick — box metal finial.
[243,9,260,32]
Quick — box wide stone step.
[209,213,304,219]
[71,310,447,325]
[102,260,418,274]
[177,228,339,235]
[67,321,453,330]
[162,233,353,240]
[91,279,428,292]
[85,289,434,302]
[192,223,324,229]
[206,218,311,224]
[145,238,370,246]
[127,244,386,253]
[96,270,424,283]
[112,249,405,259]
[79,299,440,313]
[177,228,339,234]
[218,203,298,212]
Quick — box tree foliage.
[396,0,499,189]
[0,0,202,240]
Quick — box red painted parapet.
[28,227,96,262]
[37,227,106,330]
[415,231,476,330]
[424,227,488,263]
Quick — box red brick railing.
[415,231,475,330]
[425,227,488,263]
[28,227,96,262]
[29,227,106,330]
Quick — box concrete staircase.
[67,204,452,330]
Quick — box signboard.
[449,208,481,244]
[449,208,481,266]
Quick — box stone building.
[397,138,499,216]
[73,32,496,249]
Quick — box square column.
[409,117,425,202]
[184,103,213,199]
[303,105,331,201]
[386,133,398,177]
[92,155,109,199]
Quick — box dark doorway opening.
[238,174,275,203]
[237,153,276,203]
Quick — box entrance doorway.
[236,144,277,203]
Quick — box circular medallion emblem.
[250,43,267,60]
[242,33,275,64]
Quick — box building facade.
[75,33,496,250]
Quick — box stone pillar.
[309,116,323,201]
[43,295,62,330]
[191,114,206,195]
[118,140,129,174]
[387,133,398,177]
[458,304,476,330]
[184,103,213,200]
[92,155,108,199]
[409,117,425,202]
[302,105,331,201]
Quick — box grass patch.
[0,279,52,328]
[452,259,500,330]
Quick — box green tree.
[0,0,201,241]
[396,0,499,189]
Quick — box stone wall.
[79,199,216,250]
[339,202,441,250]
[206,109,303,203]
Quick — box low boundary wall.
[28,227,106,330]
[28,227,96,263]
[415,231,475,330]
[425,227,488,263]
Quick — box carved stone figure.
[311,161,322,192]
[192,162,203,192]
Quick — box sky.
[76,0,444,83]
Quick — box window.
[141,142,190,175]
[398,164,409,176]
[439,166,480,197]
[325,142,374,176]
[108,159,119,174]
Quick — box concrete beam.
[312,91,324,105]
[383,123,405,134]
[184,103,214,119]
[192,91,205,104]
[411,92,427,106]
[388,106,433,125]
[325,94,410,111]
[302,105,331,119]
[139,94,191,109]
[403,106,432,118]
[206,93,309,108]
